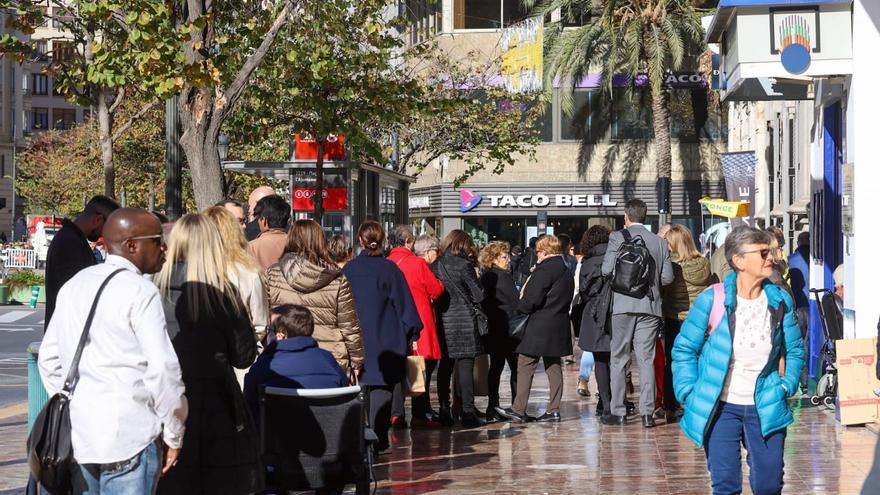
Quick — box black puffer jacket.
[517,256,575,357]
[434,252,484,359]
[158,265,262,495]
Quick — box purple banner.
[552,72,707,89]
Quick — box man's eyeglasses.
[739,248,771,260]
[127,233,164,244]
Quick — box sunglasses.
[127,233,164,244]
[739,248,771,260]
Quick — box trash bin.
[27,341,48,432]
[0,285,8,304]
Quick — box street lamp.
[218,133,230,162]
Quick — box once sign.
[484,194,617,208]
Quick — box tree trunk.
[96,90,115,198]
[651,83,672,224]
[314,138,325,225]
[178,90,224,211]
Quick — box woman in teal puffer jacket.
[672,226,804,495]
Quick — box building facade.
[404,1,726,248]
[726,100,812,252]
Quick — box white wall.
[850,0,880,338]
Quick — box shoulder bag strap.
[439,260,470,303]
[61,268,126,393]
[621,229,632,242]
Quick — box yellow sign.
[500,17,543,94]
[699,198,751,219]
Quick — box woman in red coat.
[387,225,445,427]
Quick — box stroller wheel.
[823,396,836,409]
[809,395,821,406]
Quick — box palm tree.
[530,0,706,223]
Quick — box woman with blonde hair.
[660,224,713,424]
[265,219,364,375]
[204,206,269,344]
[478,240,520,421]
[154,214,261,494]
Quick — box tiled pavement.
[1,362,876,494]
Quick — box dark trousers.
[488,347,517,408]
[663,319,681,412]
[411,359,438,419]
[391,381,405,419]
[437,357,475,413]
[593,351,612,415]
[368,386,394,451]
[512,355,562,415]
[705,402,786,495]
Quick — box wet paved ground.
[372,361,877,494]
[0,360,876,494]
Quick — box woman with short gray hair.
[414,234,441,264]
[672,226,804,495]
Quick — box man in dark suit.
[601,199,673,427]
[44,195,119,330]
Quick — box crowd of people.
[35,192,813,495]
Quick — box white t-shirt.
[719,291,773,405]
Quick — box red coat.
[387,247,445,360]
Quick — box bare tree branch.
[108,87,125,115]
[112,98,159,141]
[216,0,296,125]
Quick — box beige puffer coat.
[662,255,714,321]
[266,253,364,373]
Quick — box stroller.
[808,288,844,408]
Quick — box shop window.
[454,0,529,29]
[610,93,653,140]
[380,186,398,234]
[670,90,727,142]
[559,90,609,143]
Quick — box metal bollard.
[27,342,48,432]
[29,285,40,309]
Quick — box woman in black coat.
[576,225,613,417]
[433,229,485,428]
[478,241,520,422]
[154,214,261,495]
[499,235,574,423]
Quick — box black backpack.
[610,229,655,300]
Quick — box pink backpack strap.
[707,283,725,335]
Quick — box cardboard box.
[836,338,880,425]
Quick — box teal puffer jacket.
[671,272,805,447]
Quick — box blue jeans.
[73,438,162,495]
[704,402,786,495]
[579,351,595,380]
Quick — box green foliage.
[230,0,540,189]
[0,0,187,104]
[530,0,707,182]
[6,269,45,292]
[532,0,705,112]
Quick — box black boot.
[438,405,454,427]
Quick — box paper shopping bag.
[405,356,426,397]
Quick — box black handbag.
[439,261,489,337]
[508,313,530,341]
[28,269,124,494]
